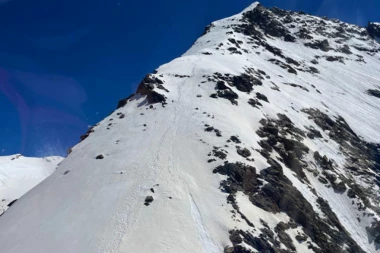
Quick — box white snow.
[0,154,63,214]
[0,3,379,253]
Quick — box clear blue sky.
[0,0,379,157]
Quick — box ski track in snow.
[189,194,220,253]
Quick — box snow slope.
[0,154,63,215]
[0,2,379,253]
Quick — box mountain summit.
[0,2,379,253]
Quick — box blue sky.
[0,0,379,157]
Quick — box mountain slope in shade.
[0,2,380,253]
[0,154,63,215]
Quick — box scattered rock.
[367,89,380,98]
[248,98,263,108]
[268,58,298,74]
[80,127,95,141]
[116,94,135,109]
[284,83,309,92]
[236,146,252,158]
[144,196,154,206]
[230,136,241,144]
[96,154,104,160]
[7,199,17,207]
[325,56,344,63]
[304,39,330,51]
[256,92,269,102]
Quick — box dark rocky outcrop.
[236,147,251,158]
[367,22,380,39]
[232,75,255,93]
[213,162,261,194]
[257,115,309,181]
[214,89,239,105]
[296,27,314,40]
[144,196,154,206]
[303,108,380,213]
[116,94,135,109]
[284,83,309,92]
[339,45,352,54]
[325,56,344,63]
[302,108,380,174]
[268,59,297,74]
[201,23,215,36]
[230,136,242,144]
[205,126,223,137]
[256,92,269,102]
[307,128,322,139]
[212,147,227,160]
[242,4,292,39]
[80,127,95,141]
[368,89,380,98]
[214,72,263,94]
[248,98,263,108]
[96,154,104,160]
[7,199,17,207]
[367,220,380,243]
[304,39,330,51]
[255,160,365,253]
[136,74,167,104]
[218,158,366,253]
[216,81,229,90]
[274,223,296,251]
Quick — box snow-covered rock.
[0,2,379,253]
[368,22,380,42]
[0,154,63,215]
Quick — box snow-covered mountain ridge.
[0,154,63,215]
[0,2,379,253]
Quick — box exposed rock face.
[367,220,380,243]
[136,74,168,104]
[304,39,330,51]
[213,162,260,194]
[236,147,252,158]
[117,94,135,109]
[242,4,292,39]
[368,89,380,98]
[367,22,380,39]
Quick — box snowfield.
[0,2,379,253]
[0,154,63,215]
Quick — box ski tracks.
[189,194,220,253]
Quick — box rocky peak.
[235,4,379,53]
[367,22,380,39]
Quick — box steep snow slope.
[0,2,379,253]
[0,154,63,215]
